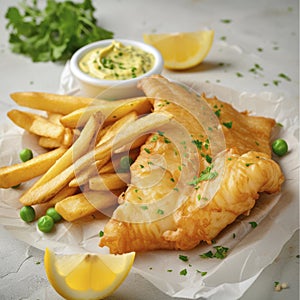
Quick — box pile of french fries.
[0,92,173,222]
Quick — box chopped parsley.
[157,209,164,215]
[249,221,258,228]
[200,246,229,259]
[196,270,207,276]
[205,154,212,164]
[188,165,218,186]
[179,254,189,262]
[99,230,104,237]
[200,250,214,258]
[214,109,221,117]
[151,135,158,142]
[180,268,188,276]
[223,121,232,128]
[144,148,151,154]
[221,19,232,23]
[278,73,291,81]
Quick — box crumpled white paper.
[0,64,298,299]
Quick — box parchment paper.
[0,64,298,299]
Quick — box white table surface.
[0,0,299,299]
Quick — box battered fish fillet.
[99,75,284,254]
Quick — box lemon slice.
[44,248,135,300]
[143,30,214,70]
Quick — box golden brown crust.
[99,75,284,254]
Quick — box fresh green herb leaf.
[214,109,221,117]
[5,0,113,62]
[180,268,187,276]
[192,139,202,150]
[99,230,104,237]
[223,121,232,128]
[213,246,229,259]
[278,73,291,81]
[179,254,189,262]
[200,246,229,259]
[196,270,207,276]
[188,165,218,186]
[199,250,214,258]
[221,19,232,23]
[249,221,258,228]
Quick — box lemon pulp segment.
[44,248,135,300]
[143,30,214,70]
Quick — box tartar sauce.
[79,41,155,80]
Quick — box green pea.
[46,207,62,223]
[272,139,288,156]
[37,215,54,233]
[119,155,134,171]
[19,148,33,162]
[20,206,36,222]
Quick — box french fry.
[46,112,63,125]
[96,111,139,147]
[89,173,130,191]
[60,96,154,128]
[19,111,104,204]
[10,92,97,115]
[19,111,172,205]
[55,191,118,222]
[38,128,74,149]
[113,134,149,153]
[69,161,99,188]
[36,185,79,215]
[47,185,79,206]
[0,147,67,189]
[61,128,74,147]
[7,109,65,139]
[69,112,139,187]
[75,111,173,174]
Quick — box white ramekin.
[69,39,164,99]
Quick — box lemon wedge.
[143,30,214,70]
[44,248,135,300]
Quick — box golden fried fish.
[99,75,284,254]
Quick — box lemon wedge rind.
[143,30,214,70]
[44,248,135,300]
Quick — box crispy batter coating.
[99,75,284,254]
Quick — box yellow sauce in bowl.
[79,40,155,80]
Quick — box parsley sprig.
[5,0,113,62]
